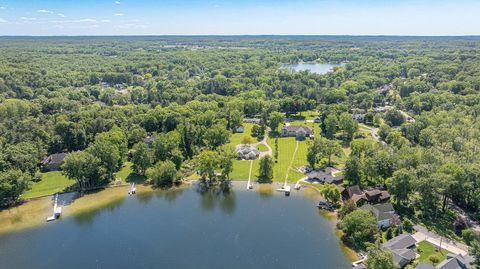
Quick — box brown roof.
[380,191,391,201]
[352,194,367,204]
[345,185,363,197]
[365,189,382,200]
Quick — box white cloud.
[0,6,6,10]
[57,13,66,18]
[0,17,7,23]
[114,13,124,16]
[21,17,37,21]
[78,19,97,22]
[115,1,121,4]
[37,9,53,14]
[102,19,112,23]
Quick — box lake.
[0,184,351,269]
[284,63,341,74]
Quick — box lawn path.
[253,127,272,157]
[284,141,299,187]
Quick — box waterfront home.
[341,185,367,205]
[41,153,68,171]
[235,125,245,133]
[365,189,391,203]
[281,125,314,140]
[360,203,396,228]
[383,234,417,268]
[236,145,260,160]
[306,167,343,184]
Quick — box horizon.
[0,0,479,36]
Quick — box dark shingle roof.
[360,203,395,222]
[383,234,417,251]
[416,263,436,269]
[436,254,469,269]
[42,153,67,165]
[282,125,314,135]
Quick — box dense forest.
[1,36,480,266]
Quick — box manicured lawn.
[230,160,258,180]
[229,123,254,147]
[22,171,75,199]
[417,240,449,265]
[267,137,310,183]
[115,162,146,184]
[257,144,269,152]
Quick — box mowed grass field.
[267,137,310,183]
[22,171,75,199]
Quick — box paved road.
[413,225,471,259]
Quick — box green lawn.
[22,171,75,199]
[229,123,254,147]
[417,241,450,265]
[267,137,310,183]
[257,144,269,152]
[230,160,258,180]
[115,162,146,184]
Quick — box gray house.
[383,234,417,268]
[281,125,314,140]
[416,254,470,269]
[360,203,396,228]
[306,167,343,184]
[41,153,68,171]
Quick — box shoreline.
[0,180,358,262]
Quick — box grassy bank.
[22,171,75,199]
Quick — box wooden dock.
[128,183,136,195]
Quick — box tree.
[251,124,265,139]
[307,137,343,168]
[204,123,230,149]
[274,138,279,163]
[241,135,253,145]
[469,240,480,269]
[269,111,284,132]
[0,169,31,206]
[195,150,219,181]
[385,109,406,127]
[338,199,357,219]
[321,184,341,205]
[338,112,358,142]
[258,156,274,183]
[341,209,379,249]
[324,114,338,139]
[62,151,105,189]
[230,110,243,130]
[387,169,414,205]
[218,146,236,181]
[131,142,152,176]
[365,239,399,269]
[344,156,363,186]
[146,160,179,187]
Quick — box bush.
[429,255,440,264]
[462,228,480,246]
[403,218,414,233]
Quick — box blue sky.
[0,0,479,35]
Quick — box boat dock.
[128,183,136,195]
[46,194,62,222]
[276,185,291,196]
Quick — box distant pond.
[0,183,350,269]
[283,63,342,74]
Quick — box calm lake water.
[284,63,340,74]
[0,184,350,269]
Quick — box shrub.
[429,255,439,264]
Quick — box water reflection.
[196,182,237,214]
